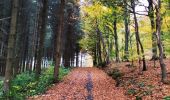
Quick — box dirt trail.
[30,67,126,100]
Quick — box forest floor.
[29,67,126,100]
[104,59,170,100]
[29,59,170,100]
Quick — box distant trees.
[0,0,11,76]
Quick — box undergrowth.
[164,96,170,100]
[0,66,70,100]
[0,80,3,97]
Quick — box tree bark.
[131,0,147,71]
[113,19,120,62]
[54,0,65,82]
[124,0,130,61]
[98,26,107,64]
[155,0,167,82]
[3,0,19,93]
[36,0,48,77]
[148,0,158,60]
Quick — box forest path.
[30,67,126,100]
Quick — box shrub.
[108,68,123,80]
[126,88,137,95]
[164,96,170,100]
[0,80,3,98]
[35,66,54,94]
[10,72,37,99]
[59,67,70,80]
[1,66,70,99]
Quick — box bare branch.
[0,17,11,21]
[129,10,148,16]
[0,28,8,35]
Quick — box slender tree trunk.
[14,0,24,76]
[113,19,120,62]
[76,51,79,67]
[96,20,102,65]
[54,0,65,82]
[100,31,107,62]
[131,0,147,71]
[36,0,48,77]
[155,0,167,82]
[97,32,102,65]
[148,0,158,60]
[106,28,110,64]
[98,26,107,63]
[93,43,97,66]
[124,0,130,61]
[3,0,19,93]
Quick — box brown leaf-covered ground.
[29,59,170,100]
[104,59,170,100]
[29,67,126,100]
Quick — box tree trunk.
[155,0,167,82]
[124,0,130,61]
[14,0,24,76]
[113,19,120,62]
[93,43,97,66]
[54,0,65,82]
[97,31,102,65]
[148,0,158,60]
[3,0,19,93]
[131,0,147,71]
[76,50,79,67]
[36,0,48,77]
[98,26,107,63]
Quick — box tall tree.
[113,17,120,62]
[131,0,147,71]
[36,0,48,77]
[3,0,19,93]
[148,0,158,60]
[123,0,130,61]
[154,0,167,82]
[54,0,65,82]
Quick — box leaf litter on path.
[29,67,126,100]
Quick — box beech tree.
[123,0,130,61]
[154,0,167,82]
[130,0,147,71]
[148,0,158,60]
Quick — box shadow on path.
[29,67,126,100]
[86,72,93,100]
